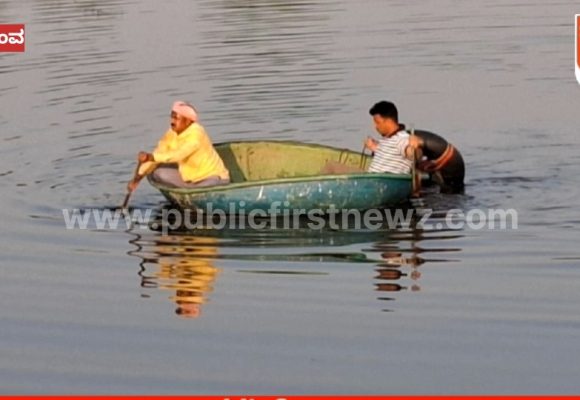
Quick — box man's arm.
[154,131,172,154]
[153,139,199,163]
[134,131,172,174]
[402,135,423,161]
[404,144,423,161]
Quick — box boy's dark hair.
[369,101,398,122]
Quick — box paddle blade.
[120,159,145,210]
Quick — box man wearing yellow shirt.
[136,101,230,188]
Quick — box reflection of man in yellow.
[151,236,220,319]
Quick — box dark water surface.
[1,0,580,394]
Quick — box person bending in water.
[365,100,465,193]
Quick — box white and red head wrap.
[172,101,198,122]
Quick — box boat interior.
[215,140,372,183]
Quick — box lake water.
[1,0,580,394]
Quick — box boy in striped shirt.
[366,100,465,193]
[365,101,416,175]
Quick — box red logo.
[0,24,25,52]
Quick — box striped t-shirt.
[367,130,412,174]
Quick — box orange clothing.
[152,123,229,183]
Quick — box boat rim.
[148,172,411,194]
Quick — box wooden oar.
[409,124,420,197]
[121,159,144,210]
[359,143,367,170]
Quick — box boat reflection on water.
[374,251,424,312]
[368,227,462,311]
[129,233,221,319]
[126,205,463,318]
[377,251,424,289]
